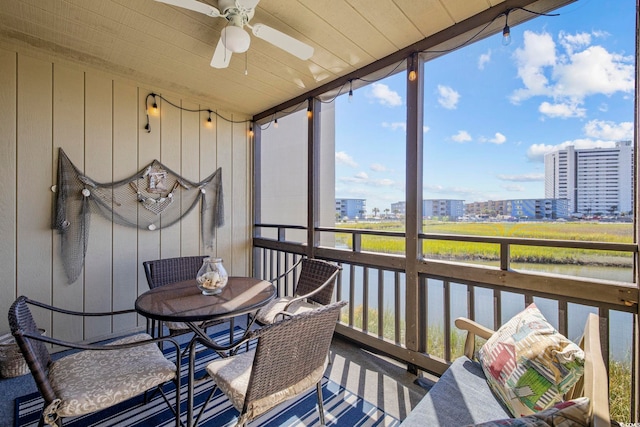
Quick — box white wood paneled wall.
[0,46,253,340]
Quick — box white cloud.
[559,31,591,55]
[538,101,586,118]
[382,121,406,131]
[526,139,617,162]
[510,31,556,103]
[583,120,633,140]
[335,151,358,168]
[479,133,506,144]
[526,119,634,162]
[437,85,460,109]
[497,173,544,182]
[369,83,402,107]
[553,45,634,99]
[510,30,634,115]
[338,173,396,187]
[487,132,507,144]
[370,163,388,172]
[423,126,430,133]
[355,172,368,180]
[451,130,472,143]
[501,184,526,192]
[478,50,491,70]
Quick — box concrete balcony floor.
[326,334,430,421]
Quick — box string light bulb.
[408,54,418,82]
[206,110,213,127]
[249,126,254,137]
[502,25,511,45]
[502,10,512,46]
[144,93,159,133]
[307,106,312,119]
[274,118,278,128]
[151,95,158,115]
[348,80,353,103]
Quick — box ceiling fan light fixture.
[221,26,251,53]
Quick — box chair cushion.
[206,348,325,419]
[478,304,584,417]
[467,397,590,426]
[165,320,196,331]
[401,356,512,426]
[49,333,176,417]
[254,297,318,324]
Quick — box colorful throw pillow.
[467,397,590,426]
[478,303,585,417]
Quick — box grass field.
[335,220,634,266]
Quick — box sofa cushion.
[400,356,511,427]
[467,397,590,426]
[478,303,584,417]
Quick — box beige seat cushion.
[206,349,325,420]
[49,333,176,417]
[254,297,318,324]
[165,320,194,331]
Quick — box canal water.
[338,263,634,362]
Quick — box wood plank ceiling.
[0,0,570,116]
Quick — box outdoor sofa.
[400,308,610,427]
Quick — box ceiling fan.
[154,0,314,69]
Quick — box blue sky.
[334,0,635,215]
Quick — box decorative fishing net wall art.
[52,148,224,283]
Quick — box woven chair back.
[143,255,208,289]
[8,296,57,404]
[244,300,347,406]
[294,259,340,305]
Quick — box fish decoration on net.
[52,148,224,283]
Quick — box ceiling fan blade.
[154,0,220,17]
[210,37,233,68]
[251,23,314,60]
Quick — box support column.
[307,98,321,258]
[405,53,424,364]
[252,123,262,277]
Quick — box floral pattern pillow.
[478,303,585,417]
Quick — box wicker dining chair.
[8,296,181,427]
[254,258,342,325]
[195,300,347,427]
[143,255,223,337]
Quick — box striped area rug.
[15,328,400,427]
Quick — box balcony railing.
[253,222,639,420]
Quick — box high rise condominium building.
[544,141,634,216]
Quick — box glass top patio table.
[135,276,275,323]
[135,276,275,427]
